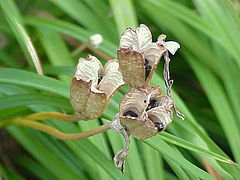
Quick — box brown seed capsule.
[117,24,166,88]
[70,55,124,120]
[119,86,174,140]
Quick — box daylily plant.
[0,24,183,173]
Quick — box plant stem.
[70,42,89,58]
[0,117,110,140]
[25,112,82,122]
[88,46,112,60]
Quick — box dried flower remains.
[69,24,184,172]
[119,86,174,140]
[70,55,124,120]
[117,24,180,88]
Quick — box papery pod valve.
[117,24,180,88]
[119,86,174,140]
[70,55,124,120]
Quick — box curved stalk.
[25,112,82,122]
[0,117,110,140]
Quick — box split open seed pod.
[118,24,181,88]
[117,24,166,88]
[70,55,124,120]
[119,86,174,140]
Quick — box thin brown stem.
[88,46,112,60]
[25,112,82,122]
[1,118,110,140]
[70,42,89,58]
[202,159,222,180]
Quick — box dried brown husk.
[118,24,166,88]
[119,86,174,140]
[70,56,124,120]
[117,48,145,88]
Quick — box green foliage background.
[0,0,240,179]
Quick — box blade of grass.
[0,93,71,110]
[42,65,74,76]
[194,0,240,69]
[0,68,69,98]
[141,2,217,72]
[0,50,23,68]
[164,157,190,180]
[140,142,165,180]
[82,0,118,40]
[212,45,240,125]
[14,156,58,180]
[109,0,138,34]
[78,120,112,180]
[46,0,117,41]
[187,55,240,163]
[28,128,88,179]
[159,132,236,165]
[0,0,43,74]
[6,126,83,180]
[0,165,25,180]
[127,139,147,180]
[144,136,216,180]
[37,28,74,82]
[24,16,117,57]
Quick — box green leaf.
[0,68,69,98]
[159,132,236,165]
[47,0,118,41]
[0,165,25,180]
[24,16,117,57]
[140,142,165,180]
[109,0,138,34]
[0,0,43,74]
[144,137,216,180]
[7,126,83,180]
[0,93,71,111]
[14,156,58,180]
[37,28,73,82]
[188,57,240,163]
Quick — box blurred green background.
[0,0,240,179]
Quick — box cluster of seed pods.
[70,24,184,172]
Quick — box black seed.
[154,122,164,132]
[146,100,159,111]
[144,59,152,80]
[98,74,103,84]
[123,110,138,117]
[144,100,147,103]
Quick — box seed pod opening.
[70,55,124,120]
[119,86,174,139]
[118,24,166,88]
[123,108,139,118]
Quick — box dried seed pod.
[118,24,181,89]
[119,86,174,140]
[117,24,166,88]
[157,34,180,55]
[70,55,124,120]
